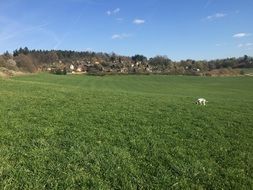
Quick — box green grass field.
[1,74,253,189]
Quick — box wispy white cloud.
[53,14,82,49]
[215,43,227,47]
[0,15,61,50]
[233,33,251,38]
[0,23,49,42]
[237,43,253,48]
[116,18,124,22]
[106,11,111,15]
[113,8,120,14]
[246,43,253,46]
[106,8,120,16]
[111,33,131,40]
[206,13,226,20]
[111,34,121,39]
[133,19,145,24]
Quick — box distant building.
[70,64,74,70]
[76,67,82,72]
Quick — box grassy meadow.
[0,74,253,189]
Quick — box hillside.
[1,48,253,76]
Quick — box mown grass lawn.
[0,74,253,189]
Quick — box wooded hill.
[1,47,253,76]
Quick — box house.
[120,68,128,73]
[70,64,74,70]
[145,67,152,72]
[192,68,200,72]
[136,61,141,66]
[76,67,82,72]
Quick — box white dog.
[196,98,208,105]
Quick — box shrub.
[51,68,67,75]
[0,56,6,67]
[15,54,37,73]
[204,68,241,76]
[240,70,245,75]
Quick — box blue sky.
[0,0,252,60]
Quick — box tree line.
[1,47,252,75]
